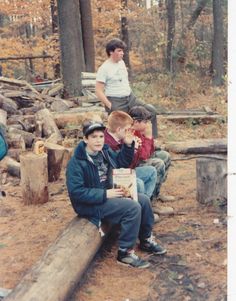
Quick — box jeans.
[135,166,157,199]
[139,150,171,197]
[101,193,154,249]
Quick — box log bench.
[4,217,106,301]
[164,138,227,154]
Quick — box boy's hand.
[144,122,152,138]
[134,136,142,149]
[123,128,135,146]
[107,189,124,198]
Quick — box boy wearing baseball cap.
[66,120,167,268]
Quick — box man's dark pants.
[107,92,158,138]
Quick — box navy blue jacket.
[66,140,135,226]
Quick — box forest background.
[0,0,227,96]
[0,1,234,299]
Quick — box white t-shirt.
[96,59,131,97]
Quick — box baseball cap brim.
[83,122,106,136]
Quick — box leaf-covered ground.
[0,78,227,300]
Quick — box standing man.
[96,38,158,138]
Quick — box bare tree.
[187,0,208,30]
[212,0,224,86]
[79,0,95,72]
[50,0,58,34]
[166,0,175,72]
[121,0,130,70]
[57,0,85,97]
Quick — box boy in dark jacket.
[66,120,166,268]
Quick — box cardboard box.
[112,168,138,201]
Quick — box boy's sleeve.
[66,159,106,206]
[108,142,135,168]
[96,65,107,83]
[137,136,154,161]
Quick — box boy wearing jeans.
[66,120,166,268]
[129,106,175,213]
[104,111,157,199]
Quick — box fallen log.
[20,152,49,205]
[36,108,62,143]
[7,115,35,127]
[8,128,35,148]
[6,148,22,162]
[196,157,227,204]
[164,138,227,154]
[52,110,104,128]
[159,114,225,124]
[0,77,43,100]
[0,94,18,114]
[5,157,21,177]
[6,132,26,150]
[0,108,7,126]
[44,142,67,182]
[157,107,216,116]
[4,217,105,301]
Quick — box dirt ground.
[0,154,227,301]
[70,158,227,301]
[0,91,227,300]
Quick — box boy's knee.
[137,178,145,194]
[138,193,151,207]
[130,201,142,217]
[150,166,157,177]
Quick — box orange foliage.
[0,0,227,80]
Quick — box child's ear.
[83,136,88,144]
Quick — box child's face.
[132,120,149,132]
[84,130,105,153]
[116,124,132,140]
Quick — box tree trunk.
[36,108,62,143]
[212,0,224,86]
[166,0,175,72]
[57,0,84,97]
[25,24,34,81]
[196,157,227,204]
[50,0,61,78]
[44,142,66,182]
[187,0,208,30]
[20,153,49,205]
[50,0,58,33]
[121,0,131,72]
[79,0,95,72]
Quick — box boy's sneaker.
[140,235,167,255]
[152,204,174,215]
[158,194,176,202]
[117,249,150,268]
[153,213,160,223]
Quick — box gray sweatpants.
[107,92,158,138]
[100,193,154,249]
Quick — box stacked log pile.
[0,74,105,181]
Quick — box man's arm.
[95,81,112,110]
